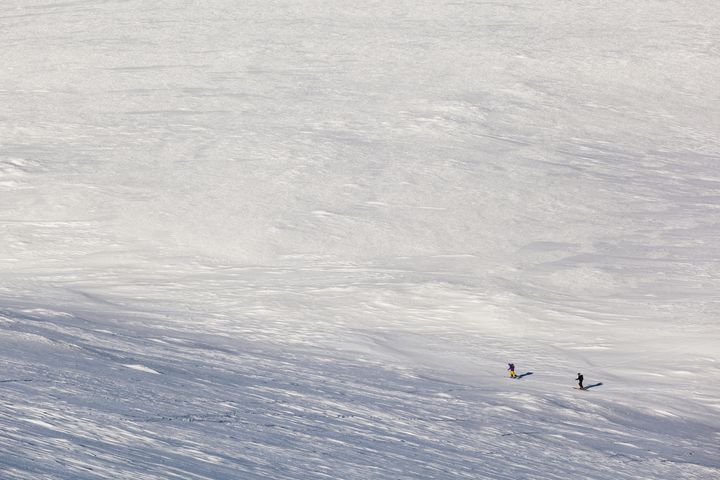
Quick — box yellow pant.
[509,371,517,378]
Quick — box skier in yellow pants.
[508,363,517,378]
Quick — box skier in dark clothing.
[508,363,517,378]
[576,373,584,389]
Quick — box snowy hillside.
[1,0,719,478]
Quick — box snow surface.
[1,0,719,478]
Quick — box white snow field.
[1,0,719,478]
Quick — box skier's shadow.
[517,372,533,379]
[584,382,603,390]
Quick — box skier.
[576,372,584,389]
[508,363,517,378]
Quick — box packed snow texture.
[1,0,719,478]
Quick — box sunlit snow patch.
[123,364,161,374]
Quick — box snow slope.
[1,0,719,478]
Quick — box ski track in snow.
[1,0,719,479]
